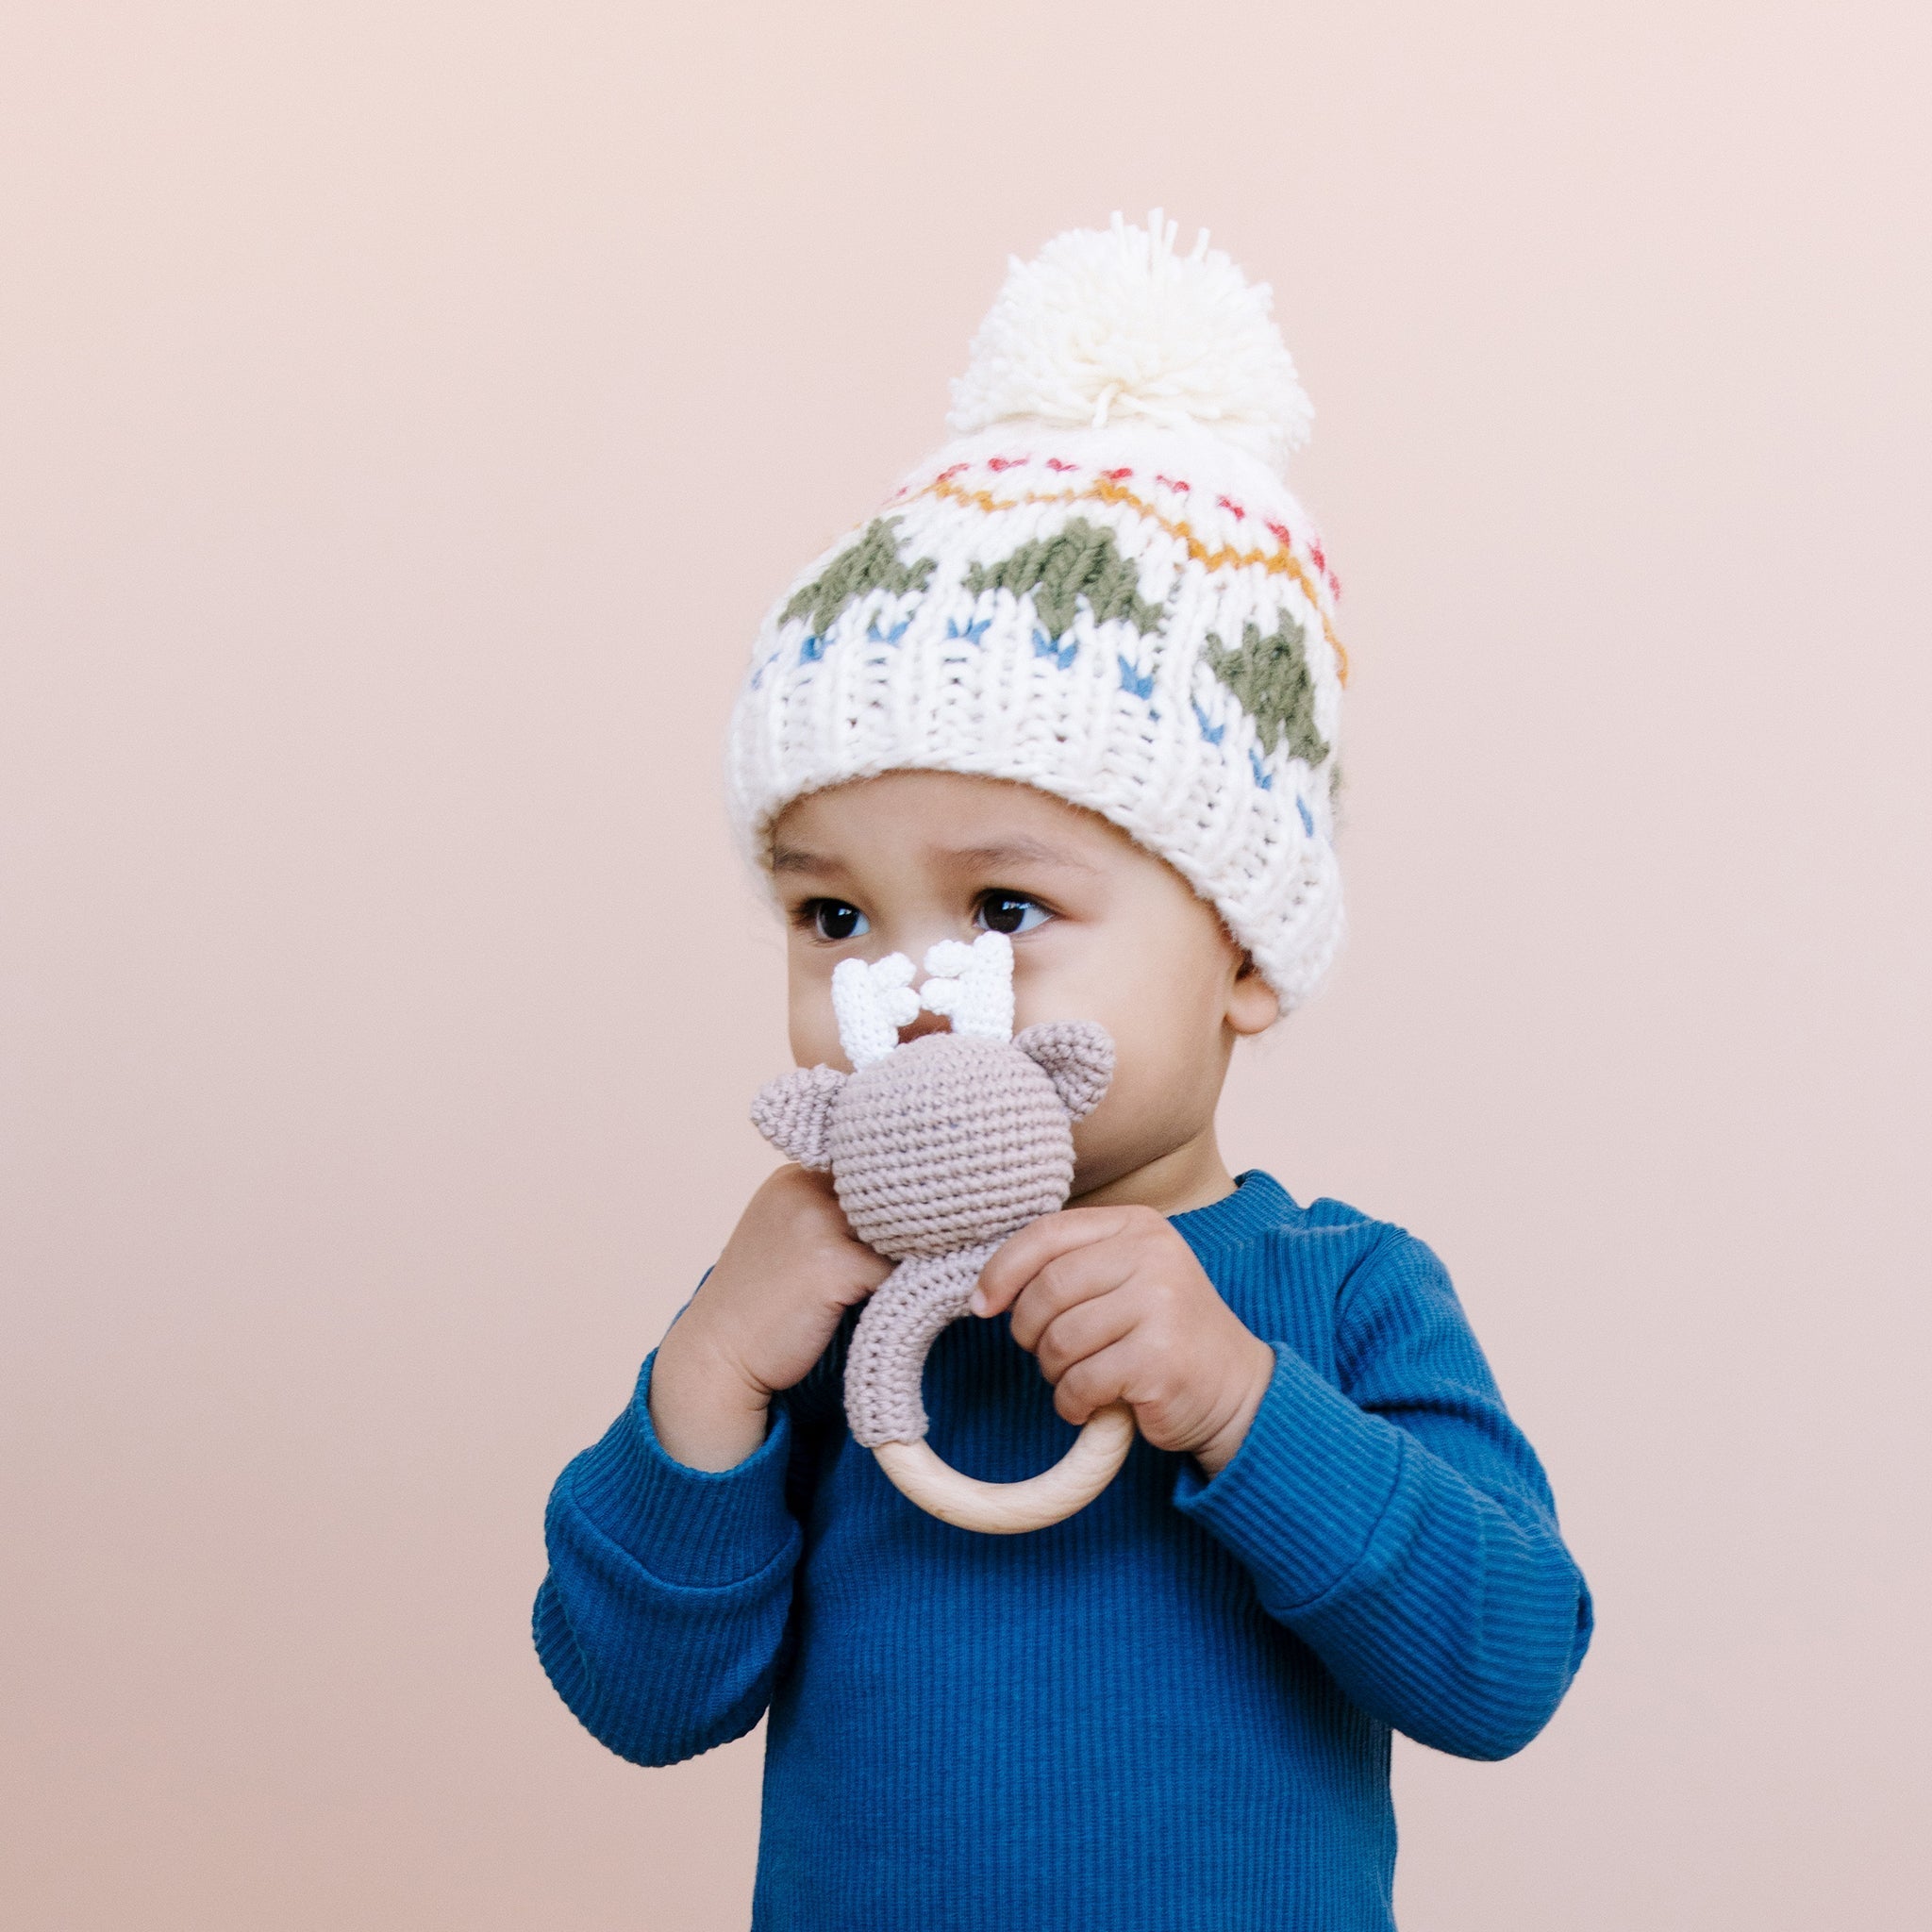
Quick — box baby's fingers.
[1033,1290,1138,1384]
[1051,1340,1138,1426]
[973,1206,1143,1317]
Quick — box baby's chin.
[1065,1140,1144,1207]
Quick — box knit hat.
[726,212,1347,1009]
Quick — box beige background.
[5,3,1928,1926]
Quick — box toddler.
[535,214,1591,1930]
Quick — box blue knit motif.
[1032,626,1078,670]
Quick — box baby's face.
[769,773,1278,1202]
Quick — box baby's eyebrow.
[769,845,844,876]
[769,836,1096,876]
[943,838,1097,874]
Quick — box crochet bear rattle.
[750,930,1135,1534]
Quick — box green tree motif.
[782,519,937,637]
[962,518,1164,641]
[1205,610,1329,766]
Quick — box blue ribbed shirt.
[534,1172,1592,1929]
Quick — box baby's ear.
[1014,1022,1115,1122]
[750,1065,847,1171]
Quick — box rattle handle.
[872,1402,1135,1534]
[846,1250,1136,1533]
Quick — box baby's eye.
[974,891,1052,936]
[803,898,870,942]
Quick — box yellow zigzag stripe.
[911,472,1349,686]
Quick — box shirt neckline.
[1168,1169,1297,1249]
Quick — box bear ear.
[750,1065,847,1171]
[1014,1022,1115,1122]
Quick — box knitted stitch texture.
[533,1173,1594,1931]
[727,214,1348,1010]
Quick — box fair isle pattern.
[909,464,1347,681]
[728,422,1347,1009]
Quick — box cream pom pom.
[947,210,1314,473]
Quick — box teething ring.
[872,1402,1135,1535]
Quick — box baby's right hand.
[649,1167,891,1471]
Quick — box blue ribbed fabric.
[535,1173,1592,1929]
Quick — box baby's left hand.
[973,1206,1275,1478]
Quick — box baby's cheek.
[1072,1031,1215,1181]
[786,987,846,1072]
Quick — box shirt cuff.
[561,1350,797,1591]
[1173,1345,1407,1612]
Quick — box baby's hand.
[651,1167,891,1471]
[973,1206,1275,1477]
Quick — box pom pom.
[948,210,1313,473]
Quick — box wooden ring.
[871,1401,1136,1534]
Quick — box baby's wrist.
[651,1318,772,1472]
[1191,1338,1276,1479]
[660,1312,769,1407]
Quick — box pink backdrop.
[5,4,1928,1926]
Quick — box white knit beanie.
[726,212,1347,1010]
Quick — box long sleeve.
[533,1350,803,1766]
[1174,1230,1593,1760]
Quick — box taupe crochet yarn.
[750,935,1113,1448]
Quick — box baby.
[535,214,1591,1931]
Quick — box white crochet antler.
[918,930,1015,1041]
[831,931,1016,1068]
[831,953,921,1069]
